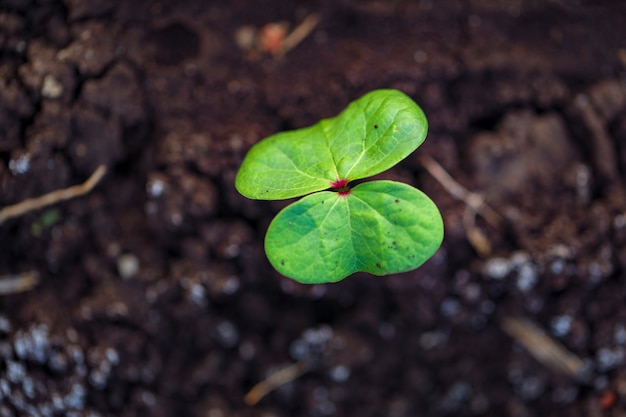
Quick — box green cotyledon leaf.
[235,89,428,200]
[264,180,443,284]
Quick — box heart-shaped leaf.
[264,181,443,284]
[235,89,428,200]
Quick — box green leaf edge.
[235,89,428,200]
[264,180,444,284]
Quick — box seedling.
[236,89,443,284]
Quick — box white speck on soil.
[516,263,538,293]
[550,315,573,338]
[41,74,63,99]
[419,330,448,350]
[440,297,461,317]
[596,346,625,372]
[117,254,139,280]
[484,257,512,279]
[147,178,166,197]
[329,365,350,382]
[215,321,239,348]
[9,154,30,175]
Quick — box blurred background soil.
[1,1,626,416]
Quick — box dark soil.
[2,1,626,416]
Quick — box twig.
[275,13,320,58]
[420,155,503,255]
[0,165,107,225]
[463,207,491,256]
[573,94,620,184]
[501,316,585,378]
[0,270,40,295]
[419,155,502,227]
[244,361,308,405]
[619,48,626,69]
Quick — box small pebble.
[141,391,156,407]
[214,321,238,348]
[440,297,461,317]
[289,325,333,362]
[516,376,545,400]
[516,263,538,293]
[48,351,69,373]
[189,283,207,306]
[9,154,30,175]
[329,365,350,382]
[596,346,625,372]
[146,178,165,198]
[105,348,119,365]
[0,379,9,396]
[41,75,63,99]
[6,361,26,383]
[447,381,471,403]
[89,369,108,390]
[222,276,240,295]
[484,258,511,280]
[64,383,86,410]
[419,330,448,350]
[0,316,11,334]
[550,315,573,338]
[117,254,139,280]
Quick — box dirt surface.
[1,1,626,416]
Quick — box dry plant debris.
[244,361,308,405]
[419,155,503,256]
[0,270,40,296]
[235,14,320,58]
[0,165,107,225]
[501,316,586,380]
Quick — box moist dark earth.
[1,1,626,416]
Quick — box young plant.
[236,89,443,284]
